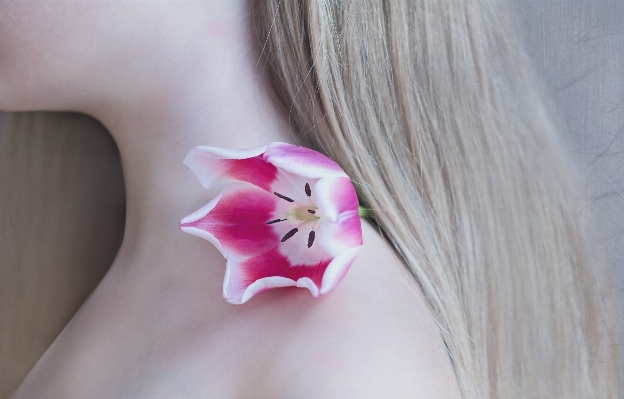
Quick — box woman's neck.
[85,3,291,276]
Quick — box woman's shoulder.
[245,221,461,398]
[11,222,460,399]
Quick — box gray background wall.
[513,1,624,307]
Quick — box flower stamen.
[305,183,312,197]
[266,218,287,225]
[307,209,316,214]
[281,228,298,242]
[274,192,294,202]
[307,231,315,248]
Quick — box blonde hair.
[252,0,619,397]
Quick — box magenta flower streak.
[179,142,363,304]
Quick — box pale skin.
[1,2,461,398]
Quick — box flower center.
[266,182,321,248]
[291,205,320,222]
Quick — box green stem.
[358,205,370,219]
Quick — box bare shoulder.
[10,221,461,399]
[249,222,461,399]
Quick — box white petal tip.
[223,276,326,304]
[178,226,227,258]
[296,277,320,297]
[320,246,362,295]
[236,276,297,304]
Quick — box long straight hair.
[251,1,619,397]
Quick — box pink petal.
[317,210,363,257]
[313,176,360,222]
[184,144,317,205]
[178,192,227,256]
[184,145,278,191]
[179,183,289,259]
[263,143,348,179]
[223,248,331,304]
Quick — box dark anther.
[266,218,286,225]
[305,183,312,197]
[307,231,316,248]
[307,209,316,214]
[274,192,294,202]
[281,228,298,242]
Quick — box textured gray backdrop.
[514,2,624,378]
[514,1,624,309]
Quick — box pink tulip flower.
[179,143,363,304]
